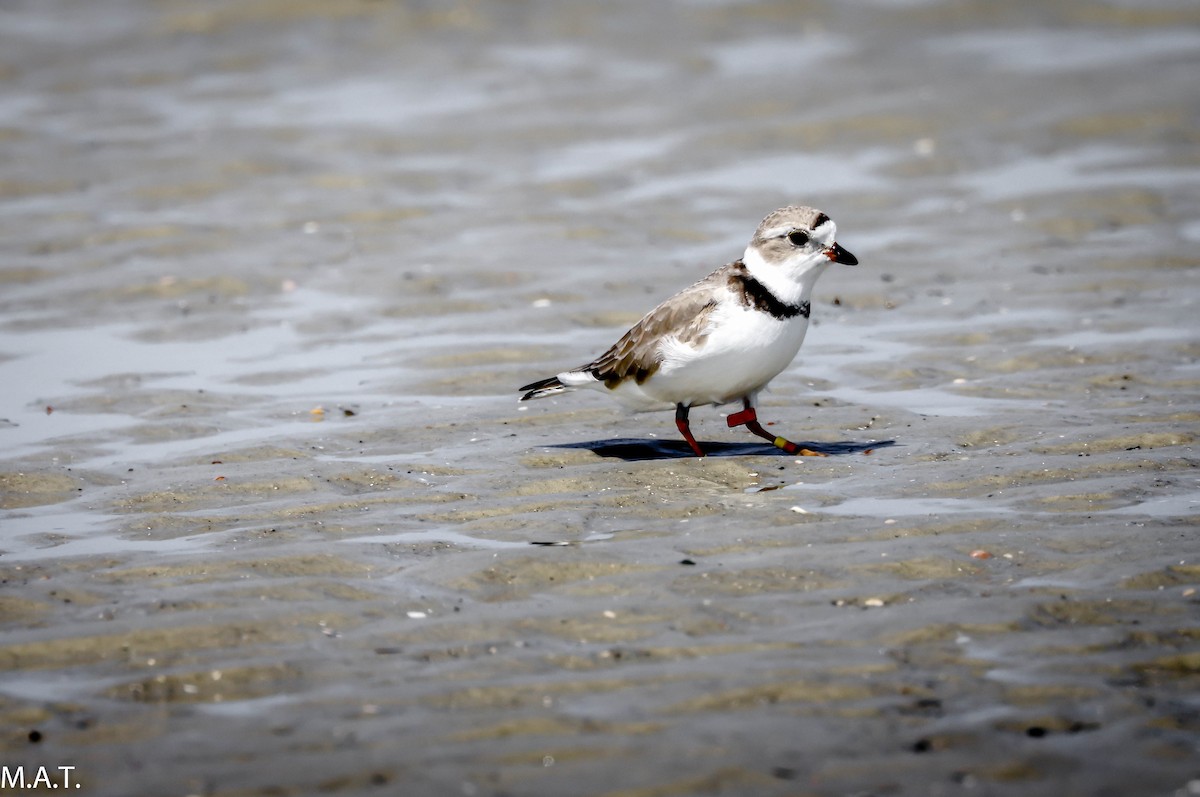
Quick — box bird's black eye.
[787,230,809,246]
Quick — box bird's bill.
[824,243,858,266]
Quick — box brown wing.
[580,265,732,389]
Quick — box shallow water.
[1,1,1198,796]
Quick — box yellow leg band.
[773,437,788,450]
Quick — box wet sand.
[1,1,1198,795]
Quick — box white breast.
[645,299,810,407]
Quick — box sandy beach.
[1,1,1197,795]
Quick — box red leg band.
[726,408,757,428]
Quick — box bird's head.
[746,205,857,283]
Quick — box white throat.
[741,246,830,307]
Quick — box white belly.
[644,305,809,408]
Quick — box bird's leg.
[726,398,827,457]
[675,403,706,457]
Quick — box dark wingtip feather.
[519,376,563,400]
[519,376,561,392]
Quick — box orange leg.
[675,403,706,457]
[726,399,827,457]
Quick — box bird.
[519,205,858,457]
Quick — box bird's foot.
[727,407,826,456]
[792,445,828,457]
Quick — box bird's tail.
[519,375,567,401]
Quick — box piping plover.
[519,205,858,457]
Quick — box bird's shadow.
[553,438,895,462]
